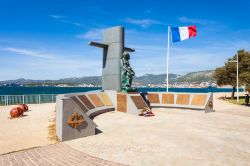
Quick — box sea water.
[0,86,243,95]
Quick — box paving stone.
[0,143,124,166]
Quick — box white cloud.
[49,15,67,19]
[76,29,105,40]
[178,17,215,25]
[2,47,55,59]
[125,18,164,28]
[0,45,103,80]
[49,14,83,27]
[125,37,250,76]
[2,24,250,80]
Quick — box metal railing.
[0,94,57,106]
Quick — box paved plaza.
[0,93,250,165]
[0,143,124,166]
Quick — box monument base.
[56,90,214,142]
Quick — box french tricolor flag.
[171,26,197,43]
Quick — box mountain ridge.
[0,70,214,86]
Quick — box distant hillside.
[0,78,47,85]
[176,70,214,83]
[0,70,215,86]
[0,77,102,86]
[57,76,101,85]
[134,73,180,85]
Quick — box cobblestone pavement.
[0,143,125,166]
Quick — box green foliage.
[214,63,237,87]
[238,50,250,93]
[213,50,250,97]
[246,85,250,93]
[228,98,245,105]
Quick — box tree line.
[213,50,250,99]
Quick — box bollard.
[245,94,249,105]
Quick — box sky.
[1,0,250,81]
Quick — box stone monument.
[89,26,135,91]
[56,26,214,142]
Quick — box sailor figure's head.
[122,51,130,60]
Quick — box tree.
[214,65,237,99]
[214,50,250,99]
[238,50,250,93]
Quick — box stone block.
[130,96,148,109]
[88,94,104,107]
[176,94,190,105]
[99,92,113,106]
[78,95,95,109]
[117,93,127,112]
[147,93,160,103]
[191,95,207,106]
[70,96,88,113]
[162,93,174,104]
[56,96,97,142]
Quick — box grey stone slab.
[105,42,124,59]
[102,58,122,75]
[103,26,124,44]
[205,93,214,113]
[56,92,117,142]
[56,96,97,142]
[102,74,121,91]
[56,95,64,140]
[105,90,117,110]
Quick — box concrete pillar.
[102,26,124,91]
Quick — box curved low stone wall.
[144,92,213,112]
[56,91,115,142]
[56,91,213,141]
[116,92,213,114]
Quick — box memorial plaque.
[191,95,207,106]
[117,93,127,112]
[130,96,148,109]
[162,93,174,104]
[71,96,88,113]
[176,94,190,105]
[78,95,95,109]
[88,94,104,107]
[67,112,84,129]
[147,93,160,103]
[100,93,113,106]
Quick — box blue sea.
[0,86,242,95]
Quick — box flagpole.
[166,26,170,92]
